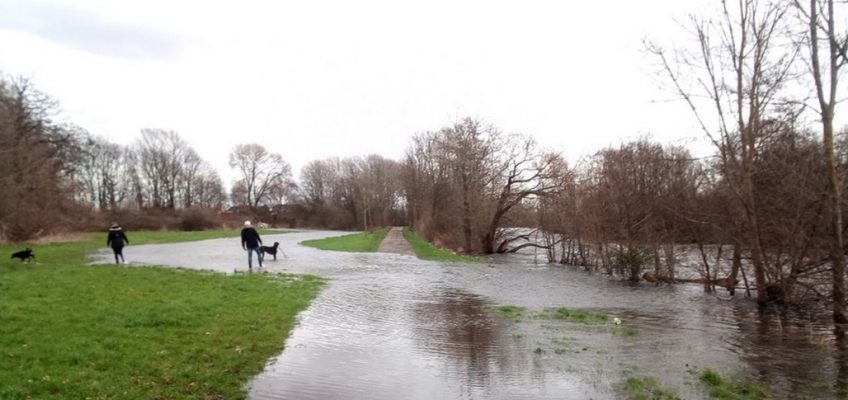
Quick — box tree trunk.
[825,116,847,323]
[461,175,473,253]
[481,205,508,254]
[741,130,768,304]
[728,242,742,296]
[808,0,846,324]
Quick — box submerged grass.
[486,304,640,342]
[622,376,682,400]
[484,305,526,321]
[402,227,482,262]
[0,232,324,400]
[539,307,639,335]
[300,227,390,252]
[541,307,610,324]
[695,369,769,400]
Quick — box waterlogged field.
[77,230,846,399]
[0,231,323,400]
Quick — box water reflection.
[725,306,832,396]
[411,289,501,389]
[837,327,848,399]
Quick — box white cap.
[244,220,251,226]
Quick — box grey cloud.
[0,3,187,60]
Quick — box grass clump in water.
[484,304,526,322]
[696,369,769,400]
[402,227,481,262]
[622,376,682,400]
[300,227,390,252]
[0,231,324,400]
[540,307,610,324]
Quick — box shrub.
[179,208,221,231]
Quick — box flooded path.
[376,226,414,255]
[94,230,844,399]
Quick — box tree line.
[1,0,846,320]
[0,75,406,237]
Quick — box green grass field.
[402,227,481,262]
[300,227,390,252]
[0,231,323,400]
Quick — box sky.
[0,0,744,184]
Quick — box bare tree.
[795,0,848,323]
[443,118,497,253]
[353,155,402,230]
[300,159,334,217]
[403,118,565,255]
[229,143,293,211]
[403,131,454,241]
[189,161,226,209]
[0,77,76,240]
[72,135,133,210]
[179,147,203,208]
[650,0,795,303]
[135,129,191,209]
[296,155,401,230]
[481,134,564,254]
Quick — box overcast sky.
[1,0,735,183]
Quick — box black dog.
[260,242,281,260]
[11,248,35,262]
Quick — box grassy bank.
[402,227,481,262]
[300,227,390,252]
[0,232,323,400]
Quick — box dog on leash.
[260,242,281,260]
[11,248,35,262]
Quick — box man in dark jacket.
[240,220,263,269]
[106,222,129,264]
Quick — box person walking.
[241,220,263,269]
[106,222,129,264]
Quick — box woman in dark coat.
[106,222,129,264]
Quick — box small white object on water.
[613,317,622,325]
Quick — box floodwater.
[94,230,844,399]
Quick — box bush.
[612,246,653,281]
[109,210,179,231]
[179,208,221,231]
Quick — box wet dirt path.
[376,226,414,255]
[92,230,844,399]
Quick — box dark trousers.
[112,246,124,264]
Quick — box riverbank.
[0,232,323,399]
